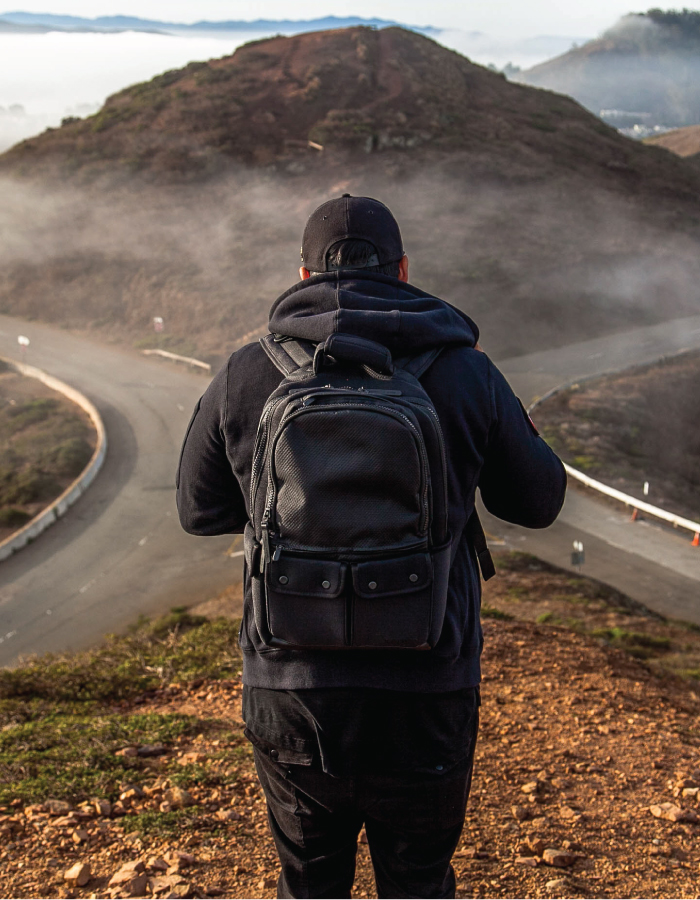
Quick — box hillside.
[519,9,700,129]
[534,349,700,524]
[3,26,700,363]
[1,555,699,899]
[647,123,700,156]
[0,360,96,540]
[4,24,698,185]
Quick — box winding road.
[1,312,700,666]
[0,314,236,666]
[490,314,700,625]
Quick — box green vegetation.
[592,626,672,658]
[572,454,597,471]
[120,808,197,837]
[645,8,700,38]
[88,66,189,134]
[483,552,700,680]
[481,605,514,621]
[0,375,95,531]
[0,507,30,528]
[0,609,242,806]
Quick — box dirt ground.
[533,350,700,525]
[1,555,698,899]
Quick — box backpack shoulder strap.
[396,347,443,379]
[466,511,496,581]
[260,334,315,375]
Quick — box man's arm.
[479,359,566,528]
[176,363,248,535]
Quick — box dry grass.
[0,364,95,539]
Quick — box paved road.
[492,314,700,625]
[0,315,240,665]
[1,312,700,665]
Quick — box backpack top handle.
[313,333,394,376]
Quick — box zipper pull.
[260,520,271,573]
[272,545,282,562]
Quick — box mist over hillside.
[3,26,700,366]
[519,9,700,130]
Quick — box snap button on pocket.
[368,581,377,590]
[322,580,331,589]
[278,575,288,585]
[409,573,419,583]
[270,749,279,760]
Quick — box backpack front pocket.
[351,552,434,649]
[265,555,347,647]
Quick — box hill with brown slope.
[647,124,700,157]
[535,349,700,524]
[4,27,700,363]
[518,10,700,128]
[3,24,698,192]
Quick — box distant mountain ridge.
[519,9,700,127]
[0,11,438,35]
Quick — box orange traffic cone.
[692,532,699,548]
[630,508,639,522]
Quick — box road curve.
[1,313,700,666]
[0,314,239,666]
[489,314,700,625]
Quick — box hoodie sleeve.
[176,361,247,536]
[479,359,566,528]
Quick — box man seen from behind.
[177,195,566,899]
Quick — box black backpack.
[245,332,494,651]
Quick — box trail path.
[1,313,700,664]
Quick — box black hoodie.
[177,272,566,691]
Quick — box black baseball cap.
[301,194,404,273]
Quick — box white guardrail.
[530,377,700,542]
[562,463,700,538]
[142,349,211,373]
[0,356,107,562]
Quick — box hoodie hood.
[268,272,478,355]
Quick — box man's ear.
[398,255,409,283]
[299,266,311,281]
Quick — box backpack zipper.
[250,394,289,516]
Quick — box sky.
[1,0,685,37]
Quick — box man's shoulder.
[227,339,272,368]
[222,339,284,400]
[426,343,492,386]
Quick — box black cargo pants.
[249,698,479,899]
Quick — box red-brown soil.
[2,25,696,192]
[1,556,699,900]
